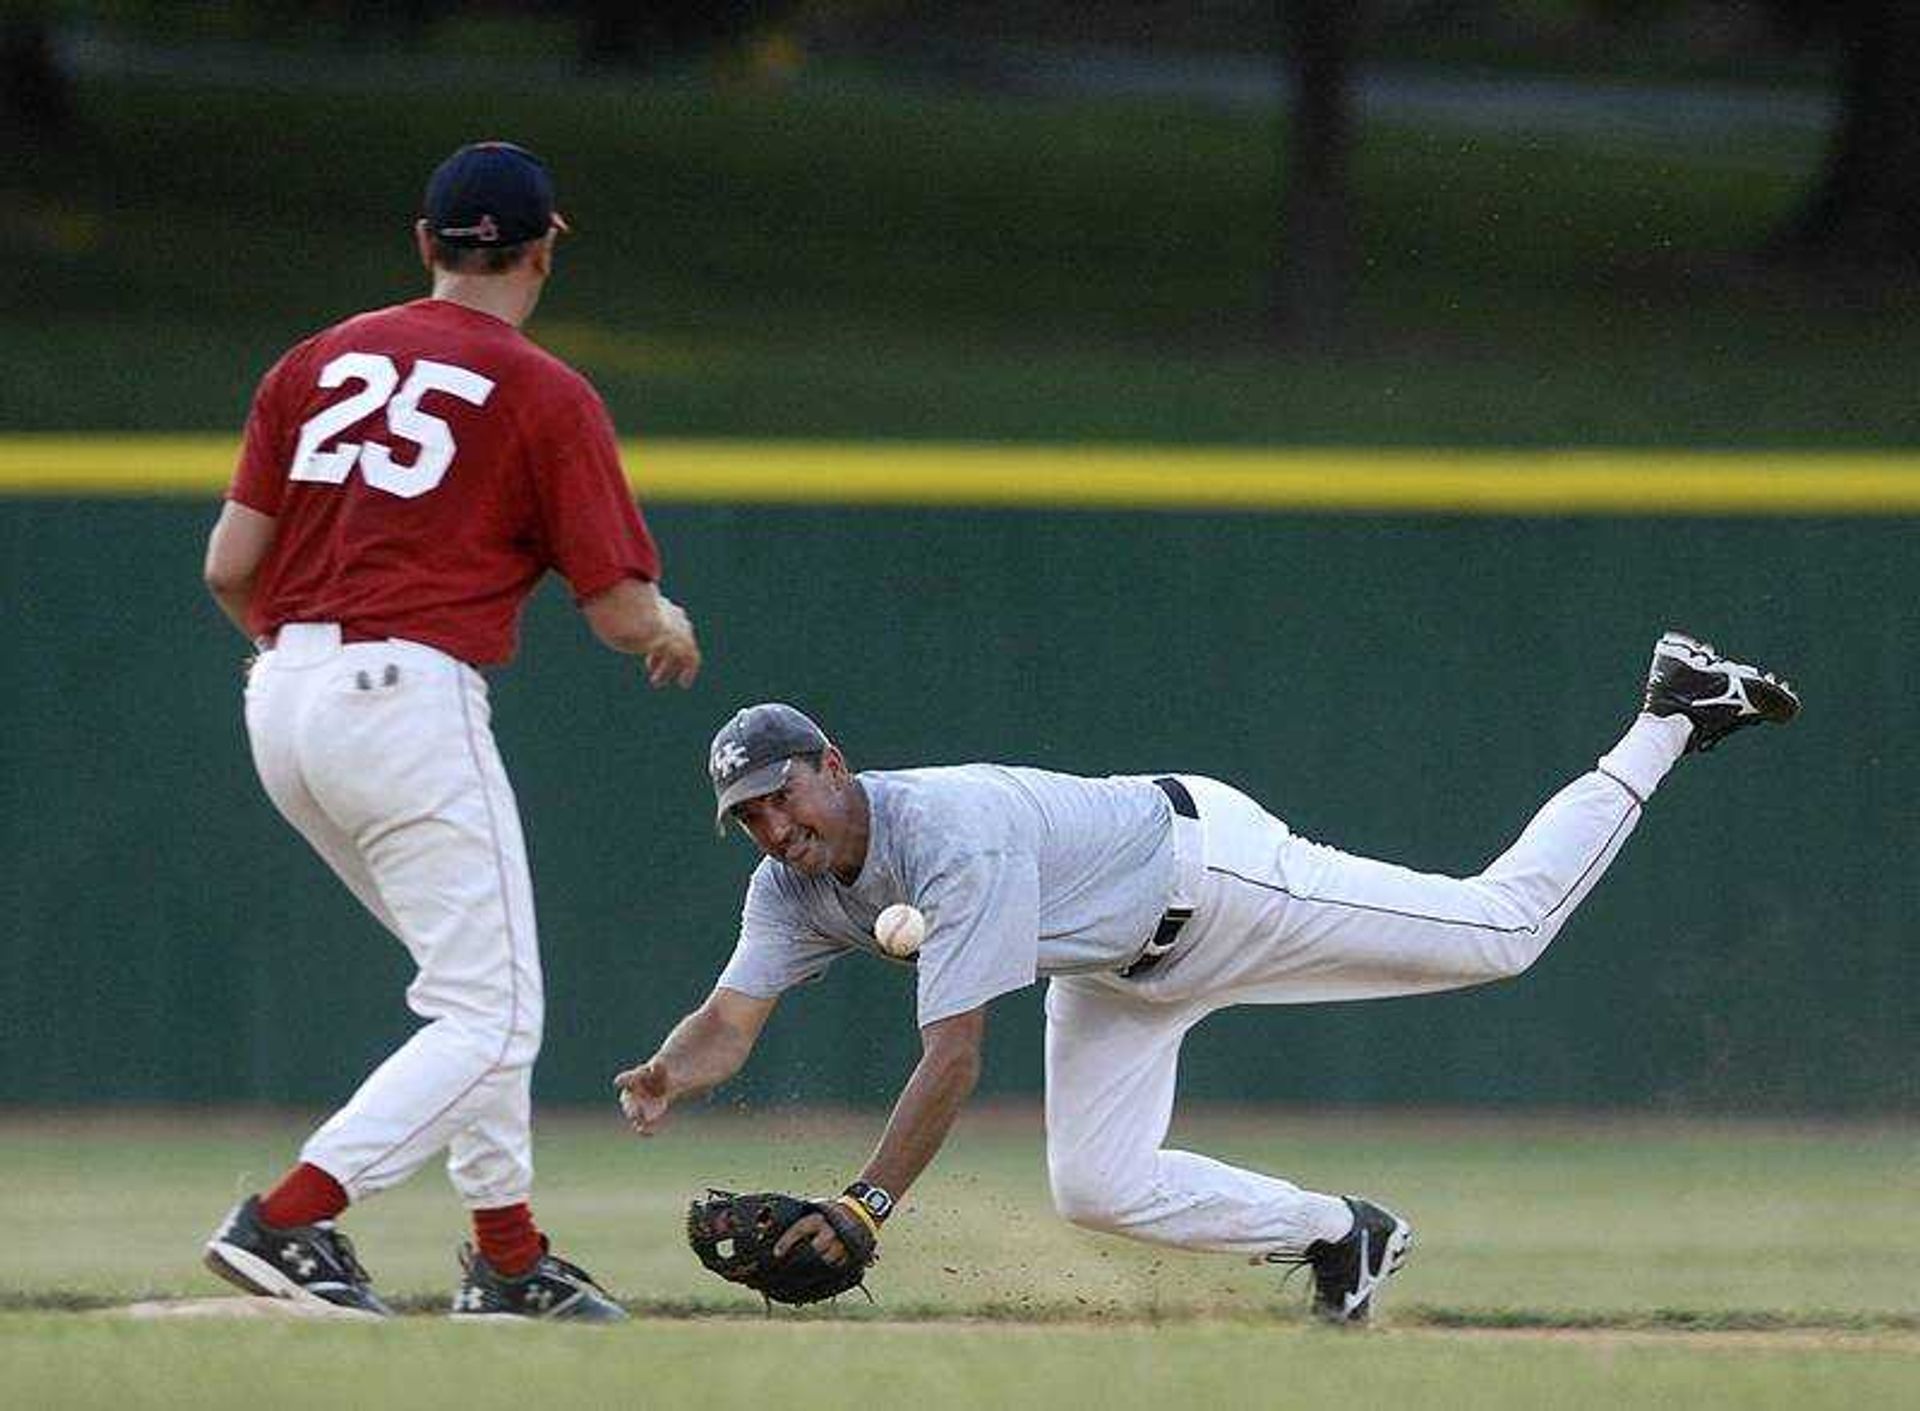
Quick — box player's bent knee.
[1467,933,1549,982]
[1048,1169,1141,1233]
[1051,1191,1123,1232]
[1455,884,1554,981]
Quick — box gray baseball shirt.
[717,765,1180,1024]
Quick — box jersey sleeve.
[715,863,849,999]
[529,378,662,601]
[228,349,303,516]
[909,850,1042,1026]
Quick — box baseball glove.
[685,1189,877,1306]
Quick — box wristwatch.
[842,1180,895,1224]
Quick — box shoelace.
[321,1226,375,1287]
[541,1253,612,1296]
[1256,1249,1316,1296]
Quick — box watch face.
[850,1183,893,1220]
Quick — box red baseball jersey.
[230,298,661,666]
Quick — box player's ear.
[529,231,556,278]
[820,746,848,782]
[413,220,435,272]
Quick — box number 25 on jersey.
[290,352,495,500]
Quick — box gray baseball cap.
[708,702,831,825]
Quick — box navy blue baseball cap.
[709,703,832,826]
[422,141,569,247]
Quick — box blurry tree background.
[3,0,1913,440]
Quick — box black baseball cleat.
[1304,1197,1413,1325]
[451,1239,629,1322]
[1644,630,1801,753]
[203,1194,393,1316]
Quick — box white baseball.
[874,903,927,958]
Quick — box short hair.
[427,235,539,275]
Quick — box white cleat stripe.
[1340,1218,1414,1318]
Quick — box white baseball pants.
[243,623,543,1209]
[1044,716,1688,1256]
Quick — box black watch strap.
[843,1180,894,1224]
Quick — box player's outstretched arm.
[859,1005,986,1197]
[202,501,278,637]
[774,1004,986,1266]
[580,578,702,688]
[613,985,774,1135]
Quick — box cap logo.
[710,740,751,781]
[440,213,501,243]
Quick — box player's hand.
[612,1059,673,1135]
[772,1210,850,1266]
[644,597,701,689]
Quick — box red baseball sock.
[259,1163,348,1228]
[472,1203,543,1278]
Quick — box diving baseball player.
[614,633,1796,1323]
[201,140,701,1320]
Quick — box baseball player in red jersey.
[199,141,699,1321]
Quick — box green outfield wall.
[2,443,1914,1113]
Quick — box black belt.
[1119,777,1199,979]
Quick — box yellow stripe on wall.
[3,435,1919,514]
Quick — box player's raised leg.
[1170,631,1798,1006]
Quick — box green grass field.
[4,1108,1915,1408]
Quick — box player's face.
[731,752,868,881]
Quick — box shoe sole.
[1382,1217,1414,1280]
[204,1239,388,1317]
[1654,631,1801,723]
[204,1239,324,1304]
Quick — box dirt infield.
[120,1296,381,1322]
[90,1296,1920,1354]
[1406,1326,1920,1354]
